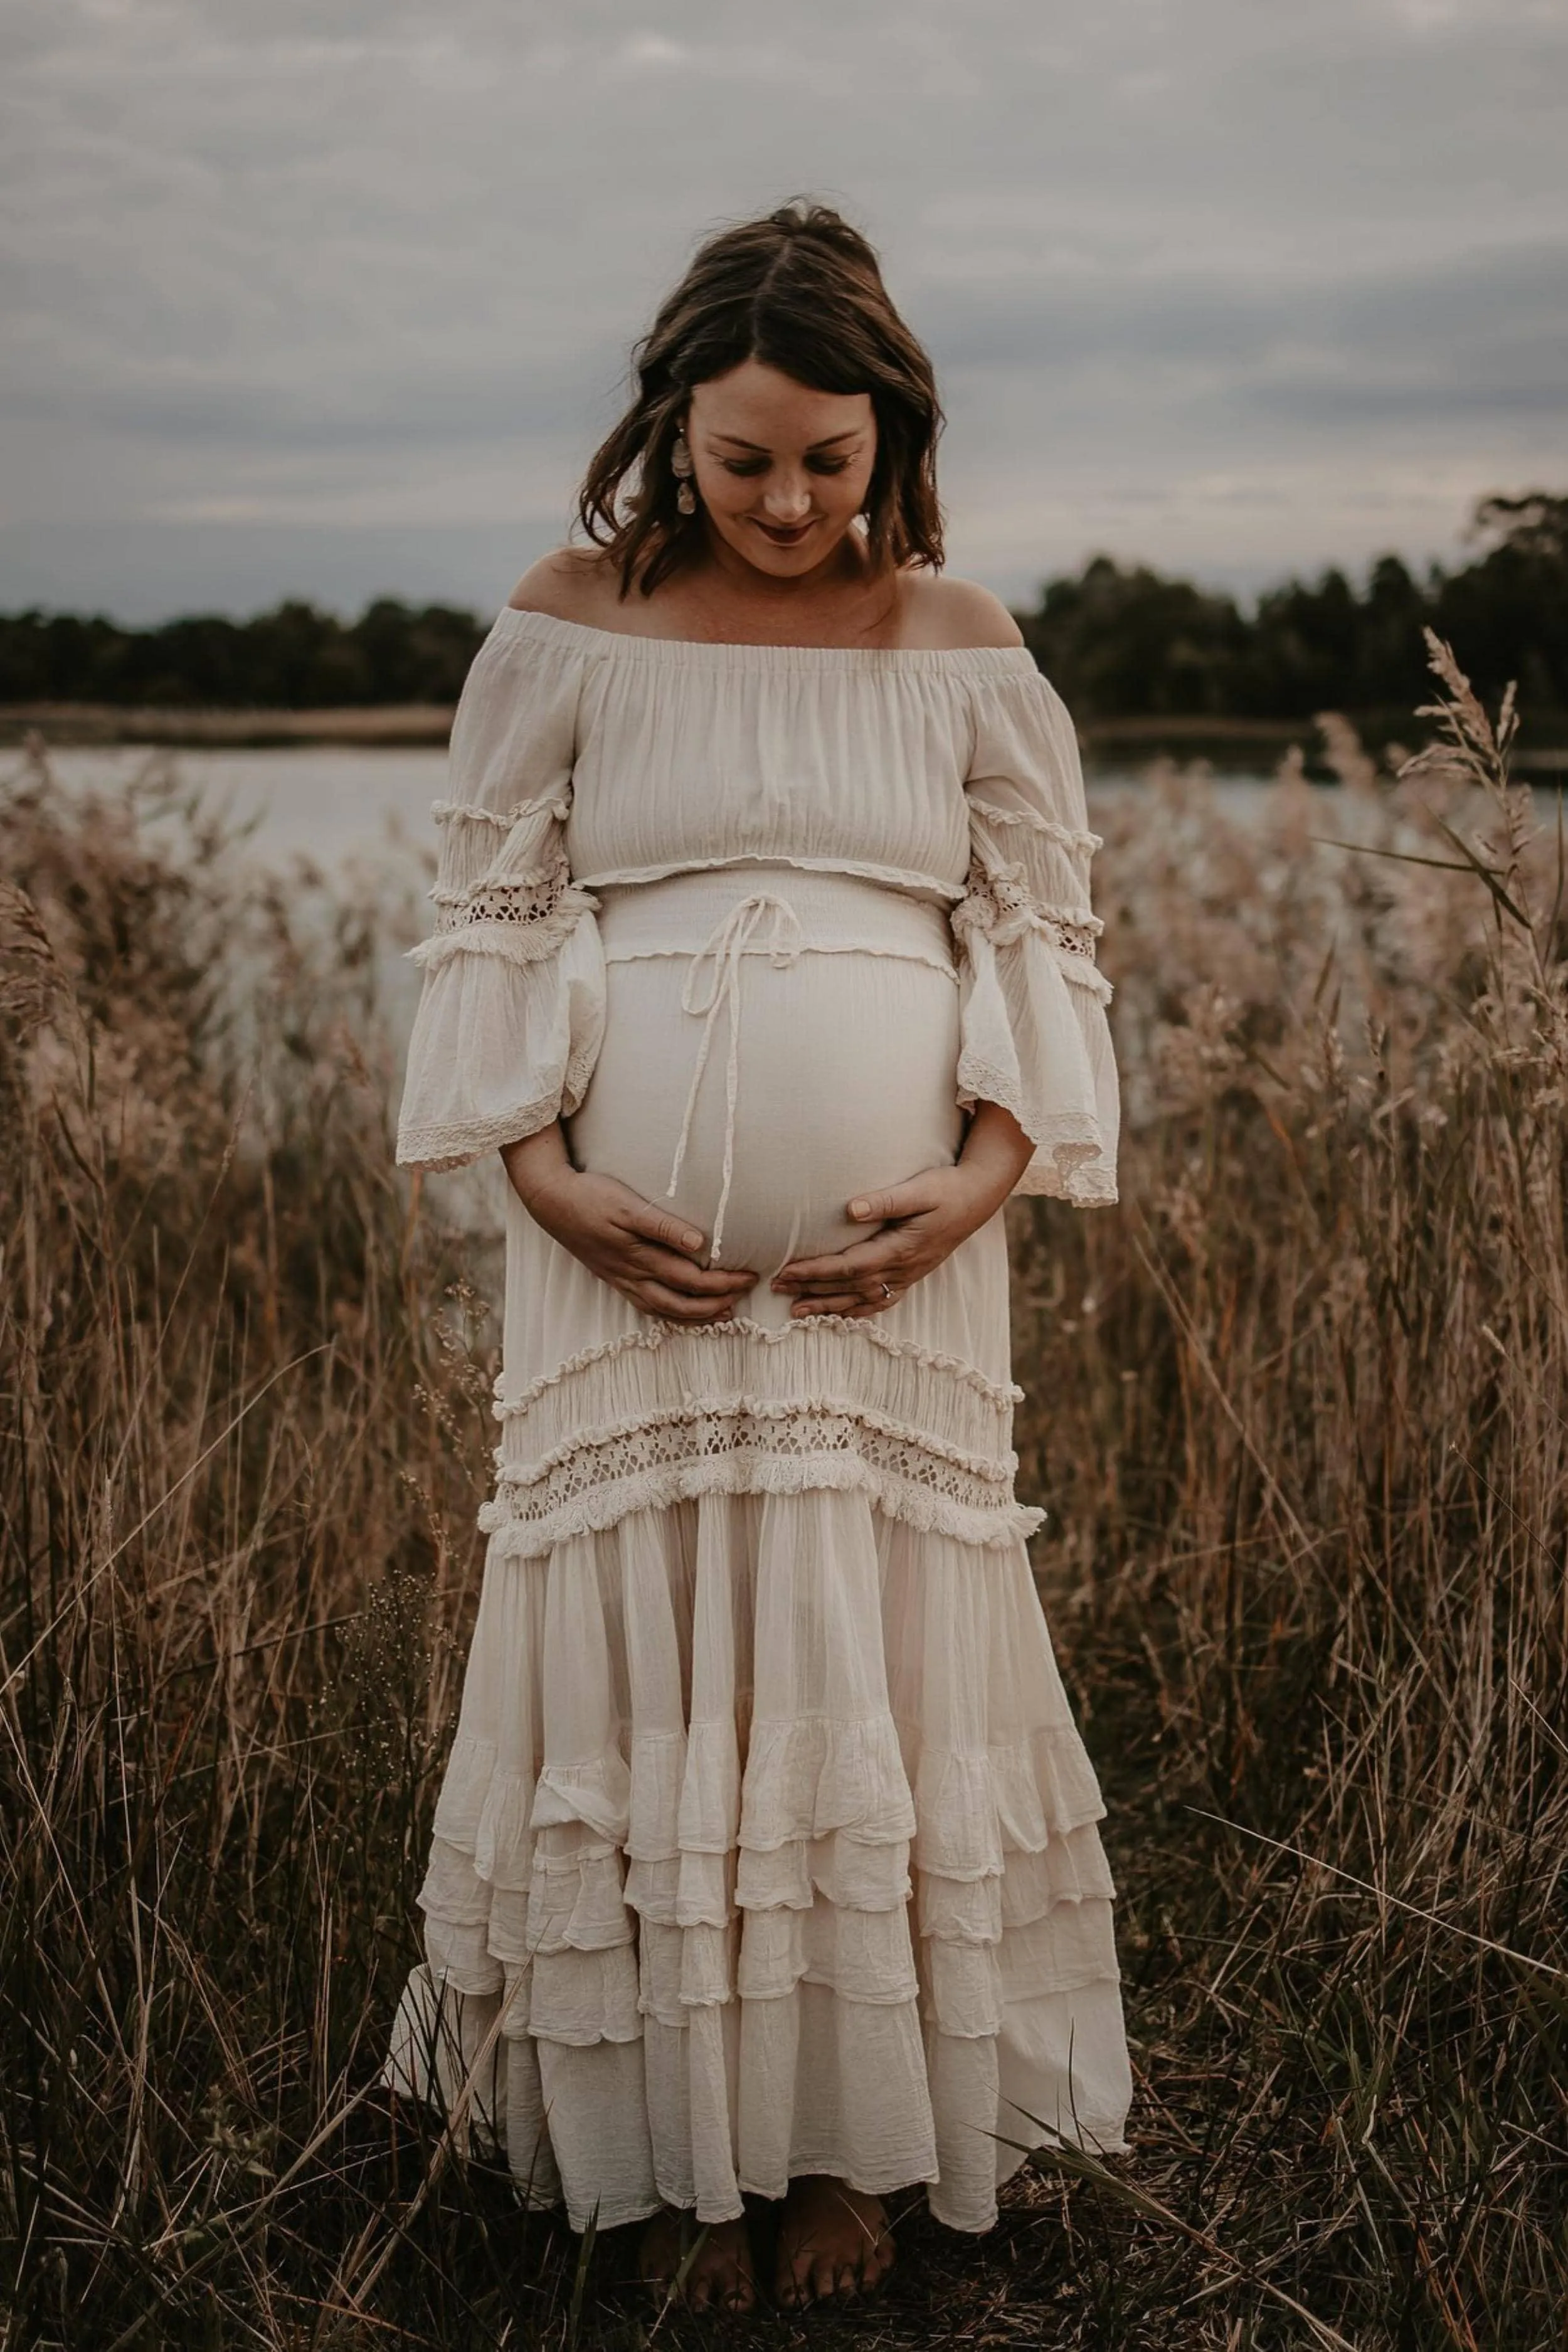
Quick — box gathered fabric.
[383,608,1132,2233]
[664,891,807,1263]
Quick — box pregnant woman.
[383,201,1131,2314]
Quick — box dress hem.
[379,2033,1128,2235]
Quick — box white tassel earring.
[670,432,697,516]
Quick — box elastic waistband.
[594,863,957,975]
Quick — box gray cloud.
[3,0,1565,618]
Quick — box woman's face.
[684,359,877,580]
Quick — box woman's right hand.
[500,1124,756,1323]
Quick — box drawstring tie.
[665,890,805,1260]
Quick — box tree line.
[1017,491,1567,728]
[1,492,1563,726]
[0,596,484,712]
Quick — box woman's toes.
[719,2226,757,2312]
[775,2177,894,2306]
[673,2217,755,2313]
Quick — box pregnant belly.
[564,870,966,1303]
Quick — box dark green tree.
[1017,557,1249,719]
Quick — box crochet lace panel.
[951,858,1103,965]
[410,788,601,969]
[436,845,565,925]
[505,1394,1018,1493]
[480,1400,1046,1554]
[410,863,601,973]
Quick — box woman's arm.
[769,1101,1035,1321]
[501,1121,758,1323]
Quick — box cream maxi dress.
[381,606,1132,2235]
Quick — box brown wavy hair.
[577,201,945,597]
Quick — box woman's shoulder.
[507,547,623,630]
[895,572,1025,652]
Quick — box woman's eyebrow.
[707,429,862,452]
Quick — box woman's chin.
[716,519,845,579]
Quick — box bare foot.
[775,2175,895,2308]
[638,2206,756,2315]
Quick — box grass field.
[2,639,1564,2350]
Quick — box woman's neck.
[641,528,904,649]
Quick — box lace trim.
[396,1094,565,1171]
[492,1318,1025,1418]
[431,841,576,923]
[479,1442,1046,1559]
[495,1397,1020,1495]
[396,1034,599,1172]
[951,860,1102,958]
[965,799,1102,858]
[408,887,600,970]
[1016,1159,1118,1206]
[408,910,590,970]
[956,1052,1116,1208]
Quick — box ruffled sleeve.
[953,666,1120,1205]
[396,623,606,1171]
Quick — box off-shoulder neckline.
[491,603,1041,677]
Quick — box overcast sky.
[4,0,1565,623]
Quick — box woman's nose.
[761,476,813,519]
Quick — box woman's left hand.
[771,1103,1036,1319]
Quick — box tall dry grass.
[1010,640,1568,2346]
[1,642,1564,2350]
[0,745,509,2348]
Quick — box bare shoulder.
[897,572,1025,652]
[507,546,622,626]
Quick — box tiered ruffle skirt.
[383,1338,1131,2235]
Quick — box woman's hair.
[576,201,945,596]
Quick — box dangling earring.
[670,432,697,516]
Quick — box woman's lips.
[753,517,815,546]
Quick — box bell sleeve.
[395,627,606,1172]
[953,667,1120,1205]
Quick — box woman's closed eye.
[721,457,852,477]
